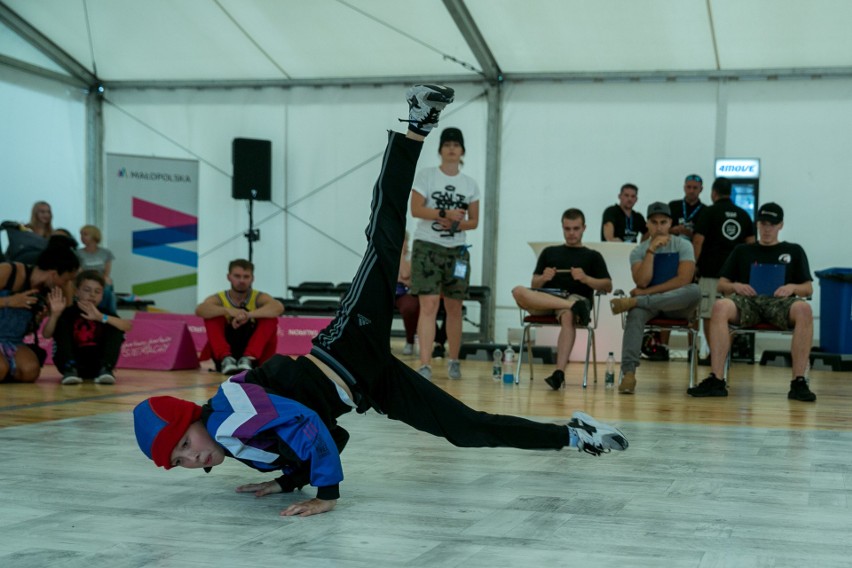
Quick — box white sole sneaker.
[94,373,116,385]
[61,375,83,385]
[568,411,629,455]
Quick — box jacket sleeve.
[274,408,344,500]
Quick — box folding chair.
[613,290,700,388]
[516,292,604,388]
[723,322,793,381]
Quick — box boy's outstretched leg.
[313,85,454,396]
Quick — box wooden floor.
[2,345,852,567]
[2,348,850,431]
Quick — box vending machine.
[714,158,760,221]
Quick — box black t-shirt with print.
[720,242,812,285]
[693,198,755,278]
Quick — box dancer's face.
[170,421,226,470]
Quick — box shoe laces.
[578,441,605,456]
[400,107,441,128]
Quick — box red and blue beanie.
[134,396,202,469]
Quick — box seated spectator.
[196,259,284,375]
[601,183,647,243]
[25,201,54,238]
[512,208,612,390]
[395,233,419,355]
[609,202,701,394]
[0,238,80,383]
[688,203,815,401]
[43,270,131,385]
[76,225,117,313]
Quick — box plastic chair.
[723,322,792,382]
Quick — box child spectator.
[43,270,131,385]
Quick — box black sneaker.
[544,369,565,391]
[61,367,82,385]
[401,84,455,135]
[571,299,591,327]
[788,377,816,402]
[687,374,728,397]
[94,367,116,385]
[431,344,446,359]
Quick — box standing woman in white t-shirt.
[409,127,480,380]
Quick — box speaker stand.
[244,189,260,262]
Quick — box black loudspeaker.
[232,138,271,201]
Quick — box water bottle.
[491,348,502,381]
[502,346,515,384]
[605,352,615,389]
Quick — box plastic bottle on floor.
[502,346,515,385]
[605,352,616,389]
[492,348,502,381]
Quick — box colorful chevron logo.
[131,198,198,296]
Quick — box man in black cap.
[688,202,816,401]
[609,202,701,394]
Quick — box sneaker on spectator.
[220,356,239,375]
[61,367,82,385]
[568,411,629,456]
[417,364,432,381]
[544,369,565,391]
[788,376,816,402]
[432,344,446,359]
[448,359,462,379]
[401,84,455,136]
[94,367,116,385]
[687,374,728,397]
[402,342,414,356]
[237,356,256,372]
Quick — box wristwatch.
[102,314,109,323]
[438,208,446,218]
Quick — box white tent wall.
[102,84,487,304]
[3,68,850,345]
[0,67,86,236]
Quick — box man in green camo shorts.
[688,203,816,402]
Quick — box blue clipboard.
[649,252,679,286]
[750,263,785,296]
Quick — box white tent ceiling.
[3,0,852,90]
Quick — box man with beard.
[196,259,284,374]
